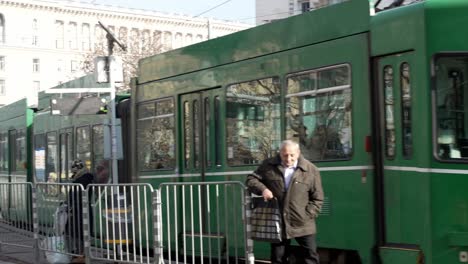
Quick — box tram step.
[379,244,423,264]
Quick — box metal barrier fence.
[158,181,254,264]
[36,183,86,263]
[0,182,38,259]
[86,183,160,264]
[0,181,254,264]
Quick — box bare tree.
[80,29,165,92]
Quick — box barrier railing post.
[31,184,40,261]
[83,187,91,264]
[244,190,255,264]
[152,189,164,264]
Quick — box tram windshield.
[434,55,468,160]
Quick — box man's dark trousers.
[271,234,319,264]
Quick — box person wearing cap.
[66,159,94,263]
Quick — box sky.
[88,0,256,24]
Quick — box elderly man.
[246,140,324,264]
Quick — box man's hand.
[262,188,274,201]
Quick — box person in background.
[67,159,94,263]
[246,140,324,264]
[94,160,110,184]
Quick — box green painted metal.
[448,232,468,247]
[0,98,34,183]
[370,2,426,56]
[138,0,370,83]
[379,247,422,264]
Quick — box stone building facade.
[0,0,251,106]
[255,0,346,25]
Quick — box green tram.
[0,98,33,184]
[130,0,468,263]
[0,76,131,232]
[31,75,131,185]
[0,99,34,223]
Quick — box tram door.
[377,53,417,244]
[58,129,73,182]
[180,87,225,181]
[7,130,16,183]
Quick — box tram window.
[193,100,200,168]
[34,134,46,182]
[400,63,412,159]
[384,66,396,159]
[8,131,16,171]
[92,125,109,183]
[0,133,7,171]
[226,77,281,166]
[59,132,73,181]
[183,101,191,168]
[136,98,175,170]
[76,126,91,169]
[205,98,211,167]
[214,96,221,166]
[286,65,352,161]
[15,129,26,171]
[434,55,468,160]
[46,132,58,183]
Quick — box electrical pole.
[98,21,126,184]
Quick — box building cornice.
[0,0,252,30]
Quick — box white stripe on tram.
[137,166,468,179]
[318,166,373,171]
[384,166,468,175]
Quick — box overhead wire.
[193,0,233,18]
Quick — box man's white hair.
[280,140,300,151]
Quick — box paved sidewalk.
[0,222,46,264]
[0,222,136,264]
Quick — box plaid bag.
[250,197,282,243]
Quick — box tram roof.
[0,98,29,123]
[138,0,370,84]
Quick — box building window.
[119,27,128,48]
[0,56,4,71]
[301,1,310,13]
[55,20,64,49]
[130,28,140,53]
[163,31,172,50]
[33,81,40,93]
[174,33,183,48]
[141,30,150,53]
[0,79,5,96]
[95,24,104,50]
[153,30,161,47]
[81,23,90,51]
[57,59,63,72]
[185,34,193,45]
[68,22,77,49]
[33,58,40,73]
[0,14,4,44]
[70,60,78,73]
[32,19,39,46]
